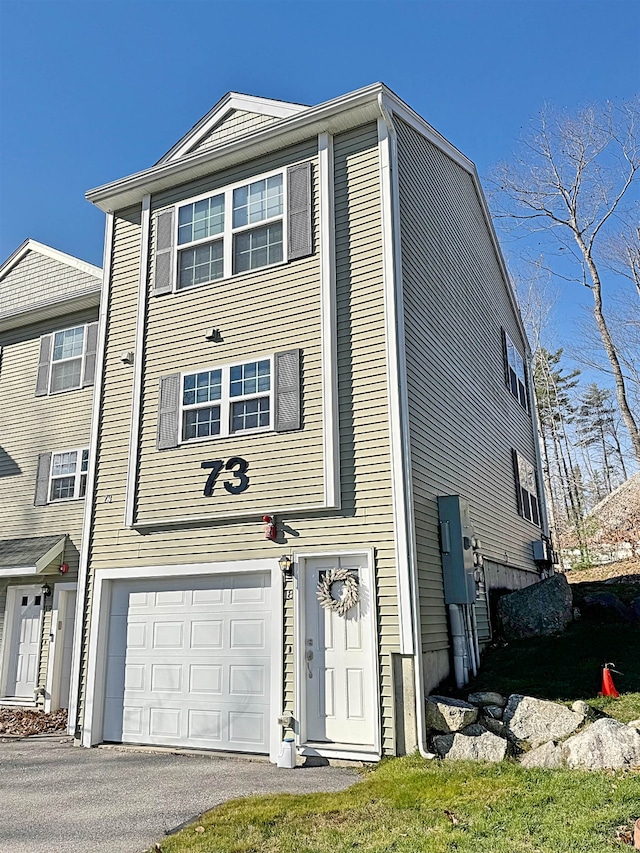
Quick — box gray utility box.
[437,494,476,605]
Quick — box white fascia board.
[0,286,101,333]
[0,566,38,577]
[86,83,387,213]
[162,93,308,164]
[385,94,530,355]
[0,535,66,577]
[0,239,102,282]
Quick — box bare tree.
[493,99,640,464]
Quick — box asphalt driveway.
[0,736,357,853]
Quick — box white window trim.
[179,354,274,445]
[48,323,89,395]
[515,450,540,527]
[48,447,89,503]
[173,166,289,292]
[505,331,528,411]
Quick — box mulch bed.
[0,707,68,737]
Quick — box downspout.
[377,92,434,759]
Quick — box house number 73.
[201,458,250,496]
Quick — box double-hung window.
[502,330,528,409]
[181,357,272,442]
[49,448,89,501]
[176,172,285,290]
[50,326,85,392]
[513,450,540,526]
[35,322,98,396]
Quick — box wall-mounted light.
[278,555,293,577]
[41,583,51,598]
[120,351,134,365]
[205,328,222,342]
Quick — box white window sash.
[180,355,274,444]
[172,166,289,290]
[49,324,87,393]
[49,447,89,502]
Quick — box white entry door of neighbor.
[6,586,43,698]
[302,554,377,749]
[103,573,271,753]
[58,593,76,709]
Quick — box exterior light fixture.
[278,555,293,577]
[41,583,52,598]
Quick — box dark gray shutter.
[274,349,301,432]
[153,209,175,295]
[82,322,99,387]
[287,162,312,260]
[157,374,180,450]
[500,328,510,389]
[35,334,52,396]
[511,448,523,516]
[34,452,51,506]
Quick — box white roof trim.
[158,92,308,165]
[0,239,102,283]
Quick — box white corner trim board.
[318,132,340,510]
[81,559,284,763]
[67,213,115,738]
[124,194,151,528]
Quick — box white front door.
[6,587,43,698]
[58,594,76,709]
[302,554,377,748]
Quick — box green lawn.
[155,756,639,853]
[155,580,640,853]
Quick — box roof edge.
[0,239,102,283]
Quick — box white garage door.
[103,573,271,753]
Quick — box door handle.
[305,649,313,678]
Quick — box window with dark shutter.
[274,349,301,432]
[34,452,52,506]
[153,210,175,296]
[287,162,312,260]
[157,374,180,449]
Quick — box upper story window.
[181,357,272,442]
[513,450,540,526]
[502,329,528,409]
[35,322,98,397]
[152,162,312,297]
[175,172,285,290]
[49,448,89,501]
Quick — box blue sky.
[1,0,638,357]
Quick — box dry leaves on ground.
[0,708,68,737]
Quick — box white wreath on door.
[316,568,359,616]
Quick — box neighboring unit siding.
[0,308,96,572]
[84,124,401,754]
[0,251,97,316]
[395,118,540,657]
[188,110,281,155]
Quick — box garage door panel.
[104,573,271,753]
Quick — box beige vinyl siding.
[136,144,323,522]
[0,251,97,316]
[396,118,541,656]
[0,308,96,570]
[84,125,400,754]
[188,110,281,156]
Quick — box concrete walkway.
[0,737,357,853]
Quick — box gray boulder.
[520,740,565,769]
[504,695,584,748]
[483,704,504,720]
[497,574,573,640]
[425,696,478,733]
[482,717,507,738]
[433,730,507,763]
[627,719,640,732]
[571,700,593,717]
[467,691,506,708]
[582,592,633,623]
[459,723,488,737]
[562,718,640,770]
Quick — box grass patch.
[156,756,640,853]
[460,619,640,721]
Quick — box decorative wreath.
[316,568,359,616]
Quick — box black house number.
[201,458,250,496]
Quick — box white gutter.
[67,213,114,738]
[377,94,434,760]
